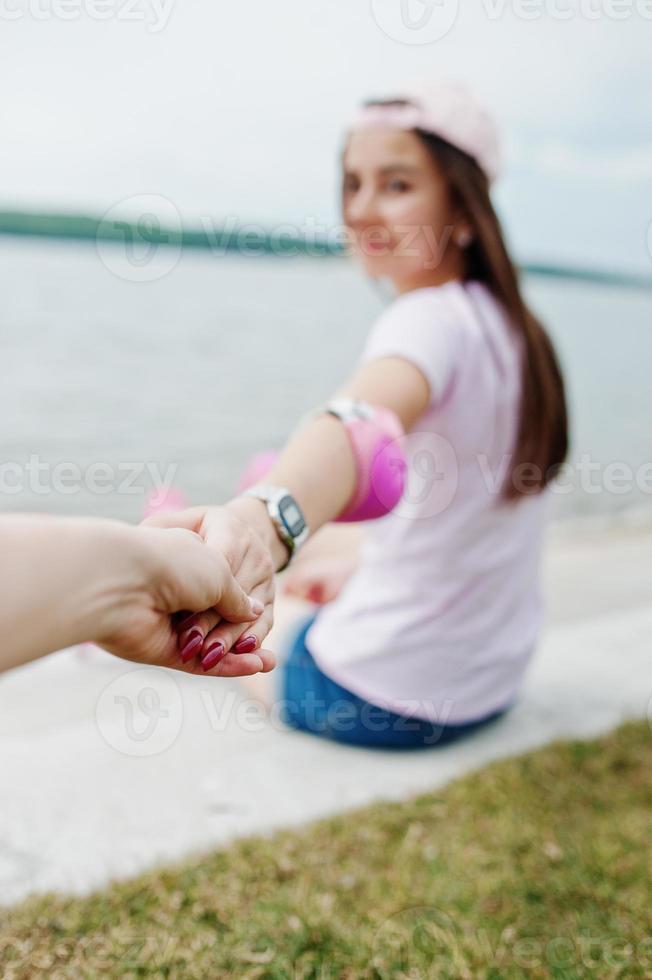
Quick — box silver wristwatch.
[243,484,309,572]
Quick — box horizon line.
[0,208,650,291]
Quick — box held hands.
[141,500,278,674]
[96,522,276,677]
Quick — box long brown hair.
[347,106,569,502]
[417,129,569,500]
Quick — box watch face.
[278,495,305,539]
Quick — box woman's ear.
[449,197,474,249]
[454,223,474,249]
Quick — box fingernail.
[234,635,257,654]
[179,628,203,663]
[249,597,264,617]
[180,626,202,648]
[201,642,227,672]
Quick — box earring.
[455,228,473,249]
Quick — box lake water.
[1,237,651,526]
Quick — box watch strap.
[242,484,309,572]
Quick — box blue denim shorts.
[278,616,510,750]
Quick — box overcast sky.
[1,0,651,271]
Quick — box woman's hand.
[96,524,276,677]
[142,500,279,669]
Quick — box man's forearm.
[0,515,147,670]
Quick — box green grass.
[1,721,651,979]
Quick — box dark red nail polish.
[179,629,203,663]
[201,642,227,672]
[234,635,257,654]
[179,626,202,648]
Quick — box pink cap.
[349,80,502,184]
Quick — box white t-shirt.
[306,279,550,725]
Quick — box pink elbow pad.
[234,402,406,522]
[327,401,406,523]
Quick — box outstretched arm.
[0,514,273,676]
[145,355,430,661]
[229,354,430,551]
